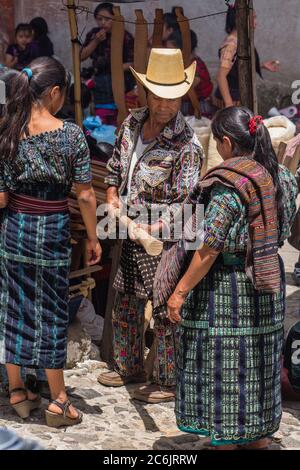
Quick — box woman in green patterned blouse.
[167,106,298,450]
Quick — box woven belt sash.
[8,193,69,215]
[180,319,283,336]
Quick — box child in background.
[5,24,33,70]
[29,17,54,59]
[166,29,213,117]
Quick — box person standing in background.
[214,4,279,109]
[81,2,134,126]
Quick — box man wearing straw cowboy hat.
[98,48,203,403]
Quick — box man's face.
[147,91,181,125]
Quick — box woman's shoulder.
[63,121,87,140]
[220,34,237,51]
[209,183,243,211]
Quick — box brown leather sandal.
[10,387,41,419]
[45,399,83,428]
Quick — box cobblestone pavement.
[0,244,299,451]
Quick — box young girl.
[0,57,101,427]
[29,17,54,59]
[81,2,134,126]
[165,107,298,449]
[5,24,33,70]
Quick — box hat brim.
[130,61,196,99]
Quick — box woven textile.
[176,261,285,445]
[0,209,71,368]
[112,293,178,386]
[201,157,280,293]
[0,123,91,369]
[154,157,283,314]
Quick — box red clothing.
[182,56,213,116]
[194,56,213,100]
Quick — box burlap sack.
[185,116,212,177]
[264,116,296,154]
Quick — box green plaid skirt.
[176,260,285,446]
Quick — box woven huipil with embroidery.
[105,107,203,298]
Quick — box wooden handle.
[114,208,163,256]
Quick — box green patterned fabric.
[176,262,285,445]
[204,164,298,253]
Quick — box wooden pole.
[236,0,255,111]
[100,241,123,364]
[134,10,148,107]
[249,0,258,113]
[111,6,127,129]
[67,0,83,128]
[175,7,201,118]
[152,9,164,48]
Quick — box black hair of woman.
[94,2,114,18]
[30,17,49,38]
[168,29,198,52]
[163,13,180,32]
[225,3,236,34]
[0,57,70,163]
[15,23,32,35]
[211,106,284,230]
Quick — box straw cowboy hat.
[130,48,196,99]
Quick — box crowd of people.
[0,0,299,452]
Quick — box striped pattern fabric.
[176,261,285,446]
[154,157,281,314]
[8,192,69,215]
[112,293,178,386]
[0,208,71,369]
[201,157,280,293]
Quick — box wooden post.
[67,0,83,128]
[175,7,201,118]
[152,9,164,48]
[236,0,255,111]
[134,10,148,107]
[111,6,127,129]
[100,241,122,364]
[249,0,258,113]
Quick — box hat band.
[145,73,190,87]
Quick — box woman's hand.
[262,60,280,72]
[167,291,186,324]
[86,239,102,266]
[95,30,106,43]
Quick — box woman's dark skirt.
[0,208,71,369]
[176,260,285,446]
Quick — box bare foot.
[48,400,80,420]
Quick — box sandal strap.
[9,387,27,397]
[49,399,71,418]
